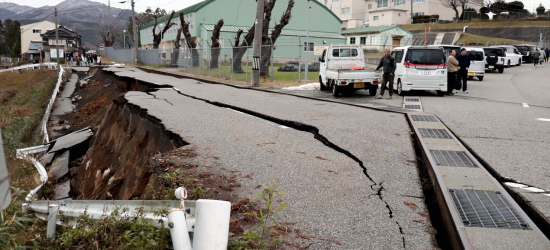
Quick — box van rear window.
[467,51,484,61]
[332,49,358,57]
[405,49,445,65]
[484,48,504,57]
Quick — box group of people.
[532,48,549,66]
[446,49,470,95]
[66,53,101,66]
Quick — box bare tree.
[171,14,184,66]
[99,26,121,47]
[442,0,484,21]
[152,11,175,49]
[232,0,294,76]
[210,19,224,69]
[180,12,200,67]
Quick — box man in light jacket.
[446,50,459,96]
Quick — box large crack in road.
[167,87,408,249]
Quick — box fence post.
[206,41,211,76]
[47,204,59,239]
[218,47,221,79]
[229,39,234,81]
[245,41,249,83]
[270,38,274,82]
[298,37,302,83]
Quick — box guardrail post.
[168,209,192,250]
[47,204,59,239]
[193,199,231,250]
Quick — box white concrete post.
[192,199,231,250]
[47,204,59,239]
[167,209,192,250]
[22,203,29,214]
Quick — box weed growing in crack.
[240,182,287,250]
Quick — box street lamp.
[123,30,127,50]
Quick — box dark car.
[483,47,505,73]
[514,44,537,63]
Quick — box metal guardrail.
[41,64,65,143]
[0,62,58,73]
[0,128,10,211]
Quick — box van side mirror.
[319,57,324,63]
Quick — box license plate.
[420,70,432,75]
[489,66,494,69]
[354,82,365,88]
[468,72,475,76]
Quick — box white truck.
[318,45,381,97]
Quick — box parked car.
[318,45,381,97]
[483,47,505,73]
[428,45,460,59]
[463,47,486,81]
[391,46,447,96]
[493,45,522,67]
[514,44,537,63]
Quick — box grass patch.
[401,20,550,32]
[455,33,535,46]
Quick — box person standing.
[455,48,470,94]
[545,48,550,62]
[533,49,540,67]
[446,49,459,96]
[375,48,396,100]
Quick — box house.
[41,26,83,61]
[341,25,413,51]
[139,0,345,62]
[20,21,57,59]
[318,0,367,29]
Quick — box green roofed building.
[139,0,345,61]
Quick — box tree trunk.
[260,46,271,77]
[210,48,221,68]
[232,47,247,73]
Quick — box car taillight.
[340,81,347,85]
[373,80,379,84]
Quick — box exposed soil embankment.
[71,96,186,200]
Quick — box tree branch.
[211,19,224,48]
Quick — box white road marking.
[537,118,550,122]
[522,103,529,108]
[504,182,528,188]
[522,187,545,193]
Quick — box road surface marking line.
[522,103,529,108]
[537,118,550,122]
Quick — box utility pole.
[305,0,310,80]
[55,8,60,72]
[410,0,413,24]
[132,0,138,64]
[108,0,111,26]
[251,0,264,86]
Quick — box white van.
[391,46,447,96]
[463,47,486,81]
[493,45,522,67]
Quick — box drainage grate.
[405,105,421,110]
[419,128,451,139]
[449,189,531,230]
[430,150,477,167]
[406,98,420,102]
[411,115,437,122]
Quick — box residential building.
[139,0,345,62]
[342,25,413,51]
[317,0,367,29]
[20,21,57,58]
[41,26,83,61]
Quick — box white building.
[20,21,57,58]
[342,25,414,51]
[318,0,474,27]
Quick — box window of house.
[395,0,405,6]
[368,4,372,9]
[413,12,425,16]
[370,36,377,45]
[413,0,425,3]
[304,42,314,52]
[377,0,388,8]
[350,37,356,44]
[373,16,379,21]
[341,7,350,14]
[360,37,366,45]
[32,29,41,33]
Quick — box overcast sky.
[2,0,549,14]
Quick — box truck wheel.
[498,68,504,73]
[332,83,340,97]
[478,76,484,81]
[368,86,377,96]
[397,81,405,96]
[319,76,326,91]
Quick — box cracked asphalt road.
[108,67,436,249]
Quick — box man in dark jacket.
[456,48,470,93]
[375,48,396,99]
[545,48,549,62]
